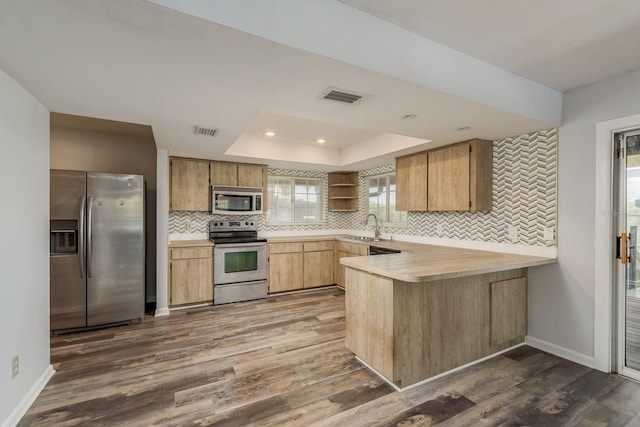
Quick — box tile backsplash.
[169,128,557,247]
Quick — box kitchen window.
[367,173,407,225]
[267,176,323,223]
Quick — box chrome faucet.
[366,213,381,241]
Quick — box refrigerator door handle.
[79,196,86,278]
[87,195,93,278]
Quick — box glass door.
[616,129,640,380]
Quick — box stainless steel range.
[210,220,267,305]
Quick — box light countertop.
[340,244,555,282]
[168,239,214,248]
[266,235,349,243]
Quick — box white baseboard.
[154,306,170,317]
[2,364,54,427]
[169,302,211,311]
[525,336,595,369]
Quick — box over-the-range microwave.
[212,185,263,215]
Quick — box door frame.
[594,113,640,372]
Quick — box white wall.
[528,69,640,366]
[0,69,52,426]
[155,149,170,317]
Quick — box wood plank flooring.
[19,288,640,426]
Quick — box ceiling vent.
[194,126,218,137]
[320,87,364,104]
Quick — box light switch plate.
[508,226,519,242]
[544,227,555,241]
[436,223,444,236]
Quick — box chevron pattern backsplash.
[169,128,557,247]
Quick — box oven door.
[214,242,267,285]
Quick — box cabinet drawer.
[269,242,303,254]
[336,241,369,256]
[304,241,334,252]
[171,247,212,260]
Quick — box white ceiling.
[0,1,637,170]
[340,0,640,92]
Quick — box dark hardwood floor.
[20,288,640,426]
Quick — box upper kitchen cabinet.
[170,157,210,211]
[427,139,492,211]
[238,164,265,188]
[210,161,238,186]
[210,161,265,188]
[328,171,359,212]
[396,152,428,211]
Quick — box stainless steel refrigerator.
[50,170,145,333]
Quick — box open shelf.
[328,171,358,212]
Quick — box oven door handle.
[214,242,267,249]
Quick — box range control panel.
[209,220,257,231]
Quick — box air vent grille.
[321,87,363,104]
[194,126,218,137]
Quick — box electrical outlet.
[508,226,519,242]
[11,355,19,379]
[544,227,555,241]
[436,223,444,236]
[186,220,193,231]
[412,223,419,233]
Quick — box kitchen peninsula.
[341,245,555,389]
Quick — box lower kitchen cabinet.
[268,243,304,293]
[303,241,334,288]
[334,241,369,289]
[169,246,213,306]
[268,240,336,293]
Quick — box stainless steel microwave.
[212,186,263,215]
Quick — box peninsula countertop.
[340,244,555,282]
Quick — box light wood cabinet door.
[238,164,264,188]
[396,152,428,211]
[170,158,210,211]
[427,139,492,211]
[303,249,334,288]
[490,277,527,345]
[268,252,303,293]
[170,255,212,306]
[335,242,369,289]
[210,161,238,186]
[470,139,493,211]
[428,143,470,211]
[334,250,350,288]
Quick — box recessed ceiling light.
[457,126,471,132]
[402,114,416,119]
[316,139,326,144]
[265,131,276,137]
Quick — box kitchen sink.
[347,236,385,242]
